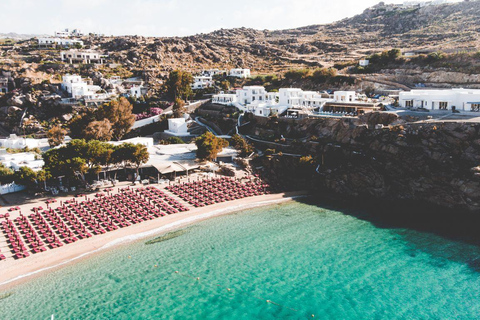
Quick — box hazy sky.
[0,0,448,37]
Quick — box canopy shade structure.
[152,161,199,174]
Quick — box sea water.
[1,200,480,319]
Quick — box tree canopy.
[172,98,186,118]
[230,134,253,157]
[165,70,193,101]
[98,97,136,141]
[47,125,67,147]
[195,132,228,161]
[83,119,113,141]
[68,97,135,141]
[43,139,149,184]
[0,163,14,184]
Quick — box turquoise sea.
[1,200,480,319]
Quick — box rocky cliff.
[245,113,480,212]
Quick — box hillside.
[93,0,480,74]
[2,1,479,80]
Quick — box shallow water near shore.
[1,200,480,319]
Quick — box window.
[439,102,448,110]
[405,100,413,107]
[471,104,480,112]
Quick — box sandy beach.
[0,188,307,291]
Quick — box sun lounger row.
[166,177,269,207]
[1,220,30,259]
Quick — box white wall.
[212,93,237,105]
[167,118,189,134]
[230,69,251,78]
[334,91,356,102]
[0,182,26,195]
[399,89,480,111]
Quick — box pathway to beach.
[0,174,306,289]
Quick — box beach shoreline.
[0,191,307,291]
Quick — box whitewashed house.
[55,28,83,37]
[0,77,7,94]
[202,69,225,77]
[0,152,44,171]
[191,76,214,90]
[399,89,480,111]
[61,50,105,64]
[359,59,370,67]
[229,68,251,79]
[38,37,83,47]
[279,88,304,106]
[215,86,372,117]
[165,118,190,136]
[334,91,356,102]
[212,93,237,105]
[129,85,148,98]
[61,74,109,100]
[0,134,50,150]
[236,86,273,105]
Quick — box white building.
[359,59,370,67]
[191,76,213,90]
[229,68,251,79]
[214,86,368,117]
[165,118,190,136]
[0,134,49,150]
[279,88,304,106]
[0,77,7,94]
[109,137,154,148]
[61,74,107,100]
[399,89,480,111]
[334,91,356,102]
[0,152,44,171]
[212,93,237,105]
[38,37,83,47]
[55,28,83,37]
[202,69,225,77]
[129,85,148,98]
[61,50,104,64]
[236,86,275,105]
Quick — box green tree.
[165,70,193,101]
[98,97,136,140]
[68,108,97,139]
[43,141,89,184]
[219,80,230,92]
[120,143,149,181]
[36,169,51,190]
[172,98,186,118]
[230,134,253,157]
[83,119,113,141]
[166,136,184,144]
[47,125,67,147]
[195,132,229,161]
[0,163,14,184]
[14,167,38,190]
[284,69,311,82]
[312,67,338,83]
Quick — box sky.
[0,0,456,37]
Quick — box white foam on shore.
[0,196,305,288]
